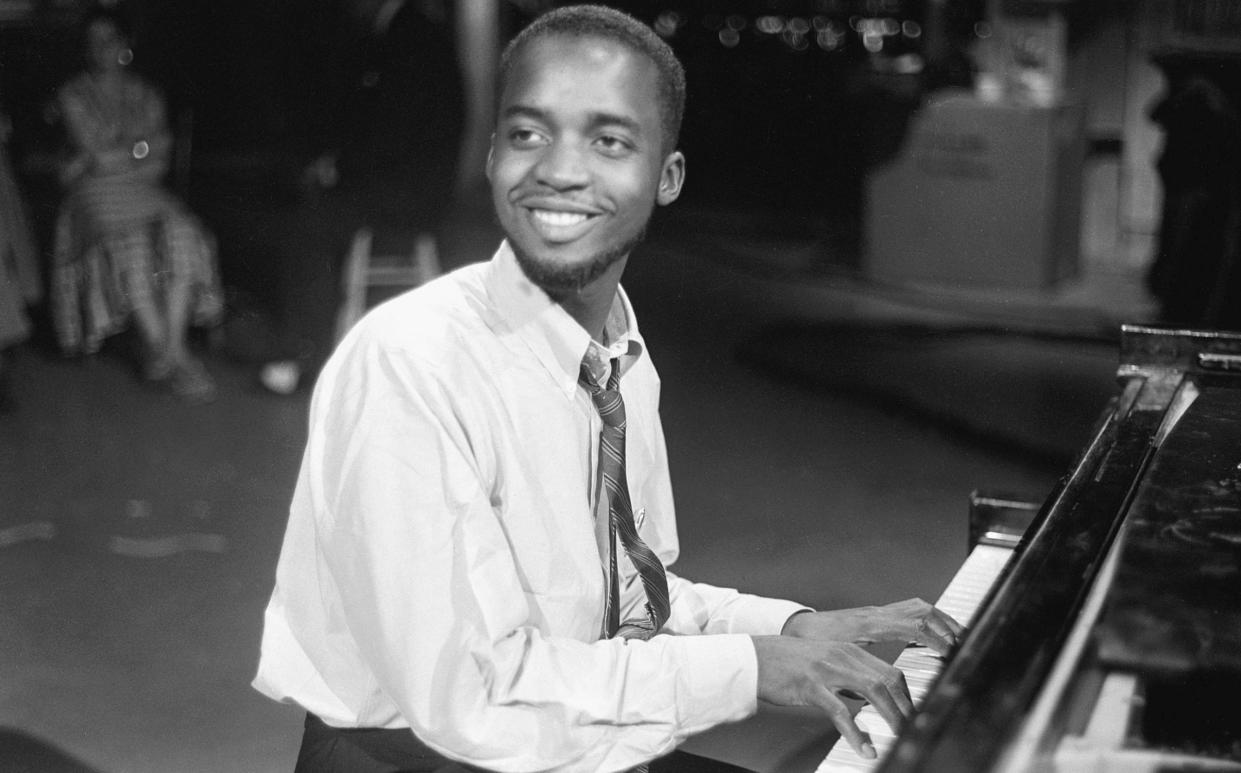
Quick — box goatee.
[513,228,646,298]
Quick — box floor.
[0,183,1159,772]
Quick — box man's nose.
[533,141,590,190]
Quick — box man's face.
[487,35,685,295]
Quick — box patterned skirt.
[51,177,224,355]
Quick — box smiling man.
[254,6,960,772]
[488,27,683,308]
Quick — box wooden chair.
[334,227,441,343]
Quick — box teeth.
[532,209,589,227]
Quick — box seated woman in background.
[52,5,222,403]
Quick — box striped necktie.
[580,357,670,641]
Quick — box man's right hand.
[751,635,914,760]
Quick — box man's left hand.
[781,599,964,657]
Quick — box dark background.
[0,0,985,245]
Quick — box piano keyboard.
[815,544,1016,772]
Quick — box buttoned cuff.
[673,633,759,736]
[729,596,815,636]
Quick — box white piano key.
[855,713,896,742]
[815,544,1015,772]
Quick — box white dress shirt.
[253,242,810,772]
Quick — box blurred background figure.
[0,100,41,414]
[50,5,222,403]
[256,0,464,395]
[1144,59,1241,331]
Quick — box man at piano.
[253,5,963,771]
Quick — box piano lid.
[1095,378,1241,677]
[878,325,1241,772]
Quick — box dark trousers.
[294,713,755,773]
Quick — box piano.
[818,325,1241,772]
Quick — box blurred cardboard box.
[864,91,1084,289]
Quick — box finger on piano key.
[815,544,1018,772]
[899,647,943,665]
[852,712,897,746]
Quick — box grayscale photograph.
[1,0,1237,771]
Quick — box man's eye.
[595,135,634,156]
[509,129,547,148]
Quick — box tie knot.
[580,347,612,386]
[579,359,625,429]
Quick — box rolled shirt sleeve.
[665,573,813,637]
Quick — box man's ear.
[656,150,685,206]
[484,134,496,183]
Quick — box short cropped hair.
[498,4,686,154]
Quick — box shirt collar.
[484,241,645,399]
